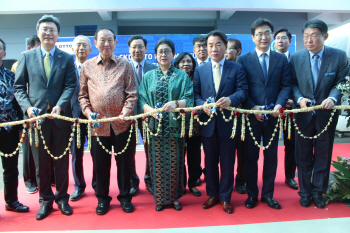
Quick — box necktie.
[137,63,142,84]
[311,54,320,90]
[261,53,267,82]
[44,52,51,80]
[214,63,221,93]
[77,64,81,76]
[200,61,204,66]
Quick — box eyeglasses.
[131,45,145,50]
[40,27,57,34]
[303,34,324,41]
[275,36,288,41]
[194,44,207,49]
[75,43,89,48]
[255,31,272,38]
[157,50,172,56]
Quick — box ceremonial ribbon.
[260,103,275,125]
[306,99,316,115]
[206,97,218,115]
[90,113,101,128]
[155,103,163,118]
[32,108,45,125]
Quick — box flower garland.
[93,124,133,155]
[246,115,280,150]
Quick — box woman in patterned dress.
[138,38,194,211]
[174,52,202,197]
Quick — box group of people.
[0,13,348,220]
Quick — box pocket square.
[325,72,336,76]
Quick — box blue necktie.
[261,53,267,82]
[311,54,320,90]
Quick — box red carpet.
[0,144,350,231]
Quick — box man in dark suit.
[225,38,247,195]
[237,18,291,210]
[193,30,248,214]
[290,19,349,209]
[274,28,298,190]
[14,15,76,220]
[69,35,96,201]
[127,36,157,196]
[193,36,210,67]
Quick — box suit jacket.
[193,59,248,138]
[131,59,157,115]
[70,66,84,119]
[290,46,349,128]
[14,46,76,128]
[237,49,291,126]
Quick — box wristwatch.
[175,100,179,108]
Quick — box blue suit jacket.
[193,59,248,138]
[237,49,291,126]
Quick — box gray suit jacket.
[290,46,349,128]
[131,59,157,115]
[14,46,77,128]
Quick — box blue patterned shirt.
[0,65,23,131]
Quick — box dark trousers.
[0,128,20,204]
[91,126,134,204]
[235,121,245,187]
[30,119,70,207]
[245,116,279,199]
[284,120,296,180]
[183,134,202,189]
[295,113,338,198]
[129,119,151,188]
[22,137,37,188]
[23,135,55,188]
[70,121,96,192]
[202,125,236,202]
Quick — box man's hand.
[48,106,62,119]
[163,101,176,113]
[252,105,263,121]
[299,98,310,109]
[216,97,232,109]
[285,99,294,109]
[272,104,282,117]
[203,101,211,116]
[321,98,335,110]
[26,107,36,118]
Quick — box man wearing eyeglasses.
[274,28,298,191]
[14,14,76,220]
[127,36,157,196]
[237,18,291,210]
[290,19,349,209]
[193,36,210,66]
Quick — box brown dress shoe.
[220,200,233,214]
[202,196,220,209]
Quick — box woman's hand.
[163,101,176,112]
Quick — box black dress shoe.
[96,202,110,215]
[5,201,29,213]
[58,203,72,215]
[285,179,299,190]
[236,185,247,194]
[156,204,165,211]
[261,197,281,209]
[312,196,325,209]
[145,183,154,195]
[300,196,311,207]
[129,186,139,196]
[189,187,201,196]
[36,206,53,220]
[195,178,201,186]
[121,201,134,213]
[245,196,258,209]
[70,190,85,201]
[173,203,182,211]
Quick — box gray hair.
[73,35,91,48]
[36,14,60,33]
